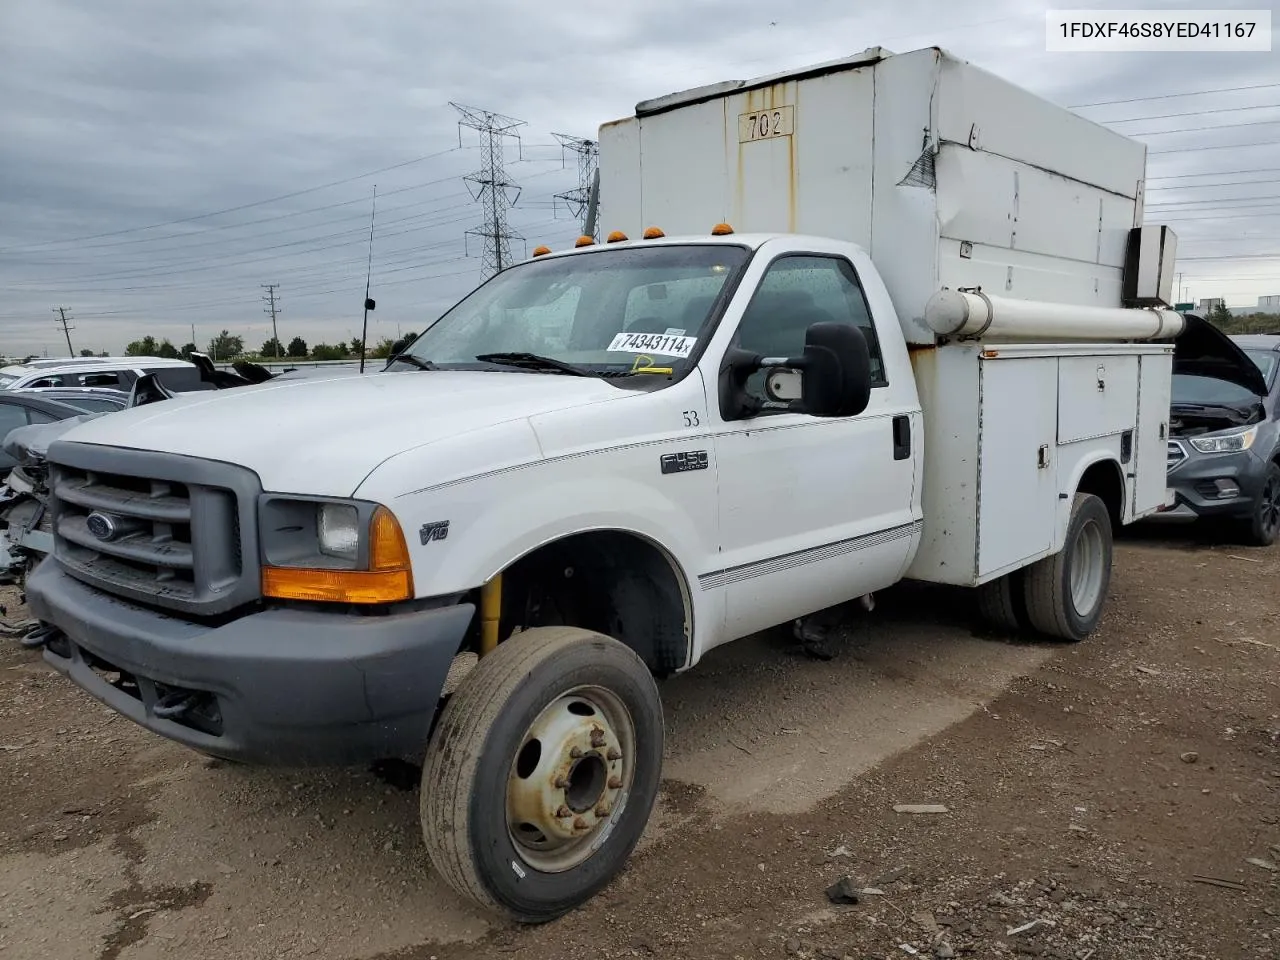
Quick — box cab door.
[705,250,919,642]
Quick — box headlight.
[318,503,360,562]
[1189,424,1257,454]
[259,497,414,604]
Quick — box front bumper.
[1155,444,1266,521]
[26,559,475,766]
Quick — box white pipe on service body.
[924,289,1185,342]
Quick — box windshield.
[1172,373,1262,408]
[1244,348,1279,389]
[0,375,17,389]
[391,244,751,382]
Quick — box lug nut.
[606,747,621,761]
[555,805,571,818]
[569,747,583,759]
[554,775,569,789]
[595,802,612,817]
[590,727,606,747]
[573,817,589,831]
[608,775,623,790]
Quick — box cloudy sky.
[1,0,1277,357]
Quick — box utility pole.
[451,102,526,278]
[552,133,600,241]
[53,307,75,357]
[261,284,281,358]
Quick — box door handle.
[892,415,911,461]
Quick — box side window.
[26,409,58,424]
[25,376,66,388]
[78,371,126,388]
[733,255,887,405]
[0,404,27,437]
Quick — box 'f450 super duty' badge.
[660,450,709,474]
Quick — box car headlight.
[1189,424,1258,455]
[258,497,414,604]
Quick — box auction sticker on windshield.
[608,331,697,358]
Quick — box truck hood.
[1173,313,1269,397]
[50,371,630,495]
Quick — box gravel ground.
[1,526,1276,960]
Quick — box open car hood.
[1172,313,1269,398]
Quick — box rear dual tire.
[977,492,1113,643]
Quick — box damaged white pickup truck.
[20,45,1262,922]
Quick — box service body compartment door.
[1133,351,1173,517]
[976,356,1059,579]
[1057,355,1140,443]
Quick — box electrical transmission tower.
[450,102,527,277]
[261,284,281,358]
[552,133,600,242]
[53,307,75,356]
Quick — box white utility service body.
[26,44,1202,924]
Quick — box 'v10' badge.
[419,520,450,544]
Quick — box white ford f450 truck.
[26,46,1261,921]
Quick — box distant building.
[1258,295,1280,311]
[1198,298,1225,313]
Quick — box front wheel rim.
[505,685,636,874]
[1069,519,1106,616]
[1260,478,1280,536]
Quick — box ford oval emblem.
[85,512,118,541]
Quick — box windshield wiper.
[392,354,438,372]
[475,352,601,378]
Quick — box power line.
[0,146,469,252]
[53,307,75,357]
[1102,102,1280,124]
[1147,194,1280,207]
[1069,81,1280,108]
[452,102,527,278]
[1147,176,1280,191]
[1125,118,1280,137]
[1177,253,1279,262]
[1149,138,1280,155]
[1149,166,1280,181]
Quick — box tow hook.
[152,690,202,720]
[19,623,60,649]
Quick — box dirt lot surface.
[1,528,1277,960]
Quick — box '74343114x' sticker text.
[607,331,696,358]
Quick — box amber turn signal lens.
[262,505,414,604]
[261,567,413,604]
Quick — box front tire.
[420,626,664,923]
[1022,492,1113,642]
[1242,462,1280,547]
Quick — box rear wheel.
[1022,492,1113,642]
[420,626,663,922]
[975,569,1027,633]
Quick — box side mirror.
[762,322,872,417]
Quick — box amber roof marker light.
[607,230,629,243]
[532,245,552,257]
[711,223,735,236]
[574,235,594,247]
[642,227,665,239]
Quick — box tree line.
[122,329,420,363]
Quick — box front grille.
[1167,440,1187,471]
[48,444,262,617]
